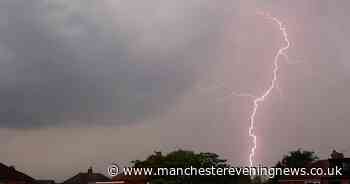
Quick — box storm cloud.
[0,0,223,128]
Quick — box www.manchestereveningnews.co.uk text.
[107,164,343,179]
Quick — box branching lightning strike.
[245,12,291,167]
[196,12,291,168]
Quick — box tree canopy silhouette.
[269,149,319,184]
[132,149,251,184]
[276,149,318,168]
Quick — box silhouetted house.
[0,163,37,184]
[279,150,350,184]
[112,174,149,184]
[62,167,111,184]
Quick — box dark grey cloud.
[0,0,223,128]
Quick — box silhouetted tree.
[268,149,319,184]
[132,149,251,184]
[277,149,318,168]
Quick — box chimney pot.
[88,167,93,175]
[331,150,344,159]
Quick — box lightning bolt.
[246,12,291,167]
[194,11,291,168]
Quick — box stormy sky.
[1,0,350,181]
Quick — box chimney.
[331,150,344,159]
[9,166,15,171]
[88,167,93,176]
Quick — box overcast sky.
[1,0,350,181]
